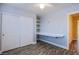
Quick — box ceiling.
[1,3,79,16]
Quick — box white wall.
[1,4,36,18]
[40,5,79,49]
[0,5,2,52]
[0,12,2,52]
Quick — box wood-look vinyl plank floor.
[1,40,79,55]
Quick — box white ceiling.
[1,3,79,16]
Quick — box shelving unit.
[36,15,41,40]
[36,16,64,40]
[36,15,40,33]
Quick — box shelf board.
[37,32,64,37]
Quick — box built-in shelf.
[37,32,64,38]
[36,15,40,32]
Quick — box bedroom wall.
[40,5,79,49]
[0,12,2,52]
[0,5,2,53]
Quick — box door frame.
[67,11,79,50]
[0,12,2,54]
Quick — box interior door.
[2,13,20,51]
[20,16,34,47]
[78,20,79,49]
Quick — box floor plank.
[1,40,78,55]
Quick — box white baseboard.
[39,39,67,49]
[32,41,37,44]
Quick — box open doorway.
[69,13,79,52]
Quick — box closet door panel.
[20,16,34,46]
[2,13,20,51]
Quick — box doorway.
[69,13,79,52]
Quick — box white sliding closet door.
[20,16,34,47]
[2,13,20,51]
[1,12,35,51]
